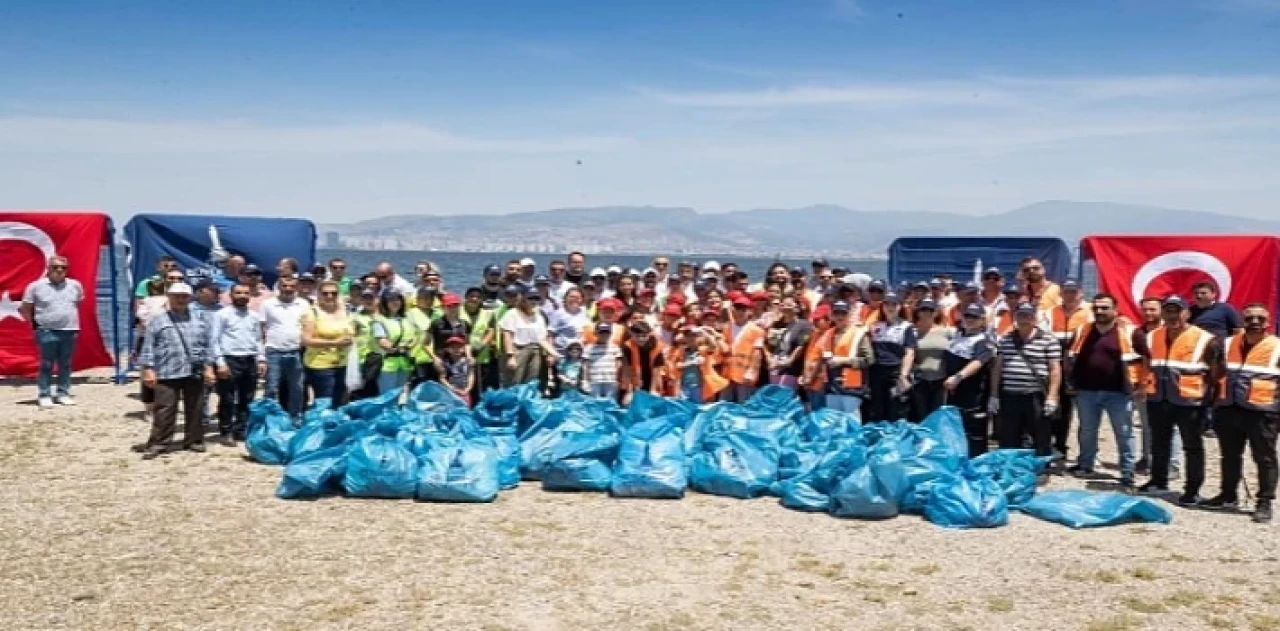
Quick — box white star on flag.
[0,291,24,322]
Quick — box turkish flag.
[1082,235,1280,323]
[0,212,115,376]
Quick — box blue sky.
[1,0,1279,222]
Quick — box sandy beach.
[2,371,1278,631]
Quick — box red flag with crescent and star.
[0,212,115,376]
[1082,235,1280,324]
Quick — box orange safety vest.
[722,321,765,384]
[824,324,867,395]
[1050,303,1092,343]
[665,343,729,401]
[1146,325,1214,407]
[994,309,1014,337]
[804,328,831,393]
[1068,322,1146,393]
[622,340,665,392]
[859,303,882,327]
[1028,281,1062,313]
[1217,333,1280,412]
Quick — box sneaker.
[218,434,235,447]
[1134,459,1150,475]
[1138,482,1169,495]
[55,395,76,406]
[1177,493,1202,507]
[1199,495,1239,511]
[1066,465,1094,477]
[185,443,206,453]
[37,396,54,410]
[1254,501,1273,524]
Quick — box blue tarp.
[887,237,1073,285]
[122,213,316,288]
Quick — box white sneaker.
[55,395,76,406]
[37,397,55,409]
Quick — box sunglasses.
[50,265,67,270]
[166,277,184,282]
[1245,315,1268,323]
[331,265,346,270]
[1022,266,1042,272]
[320,291,339,297]
[963,314,982,320]
[654,262,669,267]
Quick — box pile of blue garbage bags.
[248,384,1172,529]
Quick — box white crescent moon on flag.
[0,221,56,263]
[1131,250,1233,305]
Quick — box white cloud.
[0,117,630,154]
[641,74,1280,109]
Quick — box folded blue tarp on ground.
[1020,490,1173,528]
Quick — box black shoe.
[1119,479,1136,492]
[1138,481,1169,495]
[140,445,168,460]
[1134,459,1150,475]
[1199,495,1239,511]
[218,434,236,447]
[1254,501,1273,524]
[1177,493,1202,507]
[232,433,247,442]
[185,443,206,453]
[1066,465,1094,478]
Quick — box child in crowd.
[584,322,621,401]
[619,321,665,406]
[556,341,588,395]
[437,336,474,405]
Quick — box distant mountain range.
[318,201,1280,258]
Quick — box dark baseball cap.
[983,267,1003,279]
[1015,302,1036,316]
[1162,295,1187,310]
[504,284,524,295]
[916,298,938,311]
[963,303,986,318]
[811,258,829,268]
[1003,281,1022,294]
[1062,278,1082,291]
[484,264,502,275]
[534,275,550,285]
[243,264,261,274]
[831,300,851,313]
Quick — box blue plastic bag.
[474,383,540,431]
[923,466,1010,529]
[339,388,402,421]
[970,449,1051,507]
[1020,490,1173,528]
[276,445,350,499]
[777,438,866,512]
[610,419,687,499]
[246,401,297,465]
[540,426,620,491]
[918,406,968,461]
[415,438,501,503]
[289,419,365,461]
[689,431,780,499]
[409,381,468,414]
[341,434,419,499]
[624,390,695,428]
[829,441,911,519]
[490,431,521,490]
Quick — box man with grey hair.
[135,282,216,459]
[20,255,84,409]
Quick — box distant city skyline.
[2,1,1278,222]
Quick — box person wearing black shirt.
[943,304,996,456]
[1189,281,1243,439]
[430,294,471,358]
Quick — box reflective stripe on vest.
[1052,304,1092,342]
[1146,325,1212,406]
[1068,322,1145,392]
[804,328,831,392]
[827,325,867,394]
[1217,333,1280,412]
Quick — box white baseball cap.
[167,282,193,295]
[703,260,721,271]
[607,265,623,275]
[519,257,536,268]
[590,267,607,277]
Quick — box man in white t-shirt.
[260,275,309,416]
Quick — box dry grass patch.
[1118,597,1167,614]
[1165,590,1209,607]
[1127,566,1157,581]
[986,597,1014,613]
[1250,615,1280,631]
[1085,614,1140,631]
[1206,616,1236,629]
[911,564,941,576]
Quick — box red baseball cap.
[731,296,754,309]
[638,287,656,297]
[666,292,687,305]
[811,304,832,321]
[441,293,461,307]
[727,290,745,302]
[663,304,683,317]
[750,290,770,302]
[597,298,622,311]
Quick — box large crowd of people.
[19,251,1278,523]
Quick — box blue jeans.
[377,370,410,399]
[36,329,77,398]
[1137,398,1181,471]
[590,383,618,400]
[826,394,862,414]
[1076,390,1136,479]
[809,391,827,411]
[265,349,305,417]
[306,367,347,408]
